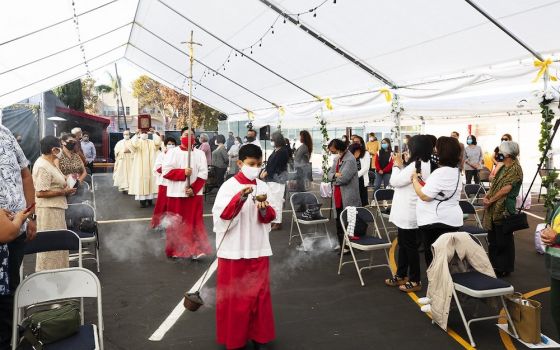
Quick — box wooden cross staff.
[181,30,202,189]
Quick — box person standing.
[227,137,242,177]
[129,128,161,208]
[151,137,176,229]
[348,143,369,206]
[212,144,276,350]
[113,130,134,193]
[33,136,76,271]
[373,138,394,193]
[412,136,463,267]
[260,132,289,231]
[162,128,211,259]
[366,133,380,186]
[450,131,465,172]
[328,139,361,251]
[540,211,560,338]
[0,124,36,350]
[244,129,261,149]
[385,135,434,293]
[198,133,212,166]
[71,127,87,167]
[226,131,235,151]
[81,132,96,174]
[212,134,229,188]
[463,135,483,184]
[57,133,87,184]
[294,130,313,192]
[483,141,523,277]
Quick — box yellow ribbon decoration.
[533,58,558,83]
[278,106,286,116]
[379,88,393,102]
[247,111,255,120]
[324,97,334,111]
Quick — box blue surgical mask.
[381,143,388,150]
[466,139,473,145]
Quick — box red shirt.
[334,157,343,209]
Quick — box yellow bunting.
[533,58,558,83]
[379,88,393,102]
[247,111,255,120]
[278,106,286,116]
[324,97,334,111]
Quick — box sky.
[91,59,143,92]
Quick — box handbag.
[18,301,81,349]
[505,293,542,344]
[500,212,529,232]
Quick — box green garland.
[538,94,558,211]
[316,115,330,182]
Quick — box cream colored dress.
[113,139,135,191]
[32,157,69,271]
[128,134,161,198]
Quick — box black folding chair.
[66,203,100,272]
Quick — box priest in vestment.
[113,130,135,193]
[162,128,211,259]
[128,129,161,208]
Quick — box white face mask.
[124,135,130,140]
[270,141,275,148]
[140,133,148,140]
[54,148,63,159]
[234,140,240,146]
[241,165,260,180]
[215,140,219,146]
[167,144,175,149]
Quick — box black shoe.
[140,200,147,208]
[252,341,268,350]
[147,199,153,206]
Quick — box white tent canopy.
[0,0,558,123]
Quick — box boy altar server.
[212,144,276,350]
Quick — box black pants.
[551,278,560,338]
[336,207,344,247]
[0,234,26,350]
[358,177,368,206]
[396,228,421,283]
[214,167,227,188]
[488,225,515,273]
[420,223,460,267]
[465,170,480,184]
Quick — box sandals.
[384,275,408,287]
[399,281,422,293]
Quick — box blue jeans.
[373,172,391,194]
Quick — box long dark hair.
[300,130,313,154]
[380,138,392,153]
[405,135,433,166]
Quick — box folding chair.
[67,183,93,205]
[66,203,100,272]
[459,200,489,249]
[84,174,93,187]
[338,207,392,286]
[20,229,82,279]
[289,192,333,251]
[371,189,396,239]
[463,184,486,209]
[12,267,104,350]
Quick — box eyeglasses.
[501,138,508,141]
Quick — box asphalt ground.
[28,173,556,350]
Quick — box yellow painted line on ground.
[498,286,551,350]
[388,239,476,350]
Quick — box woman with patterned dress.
[56,133,87,183]
[32,136,76,271]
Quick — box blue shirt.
[81,140,96,163]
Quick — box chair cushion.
[451,271,511,291]
[460,225,487,235]
[19,325,97,350]
[74,230,96,239]
[351,236,389,246]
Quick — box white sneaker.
[418,297,432,305]
[421,304,431,313]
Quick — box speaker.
[217,113,228,121]
[109,132,123,162]
[259,125,271,141]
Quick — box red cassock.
[163,169,212,258]
[214,173,276,349]
[150,167,167,228]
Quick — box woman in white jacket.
[385,135,435,292]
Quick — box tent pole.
[464,0,543,61]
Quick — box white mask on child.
[241,165,260,180]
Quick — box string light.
[196,0,336,86]
[70,0,91,78]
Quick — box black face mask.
[246,136,255,142]
[431,153,440,164]
[65,142,76,151]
